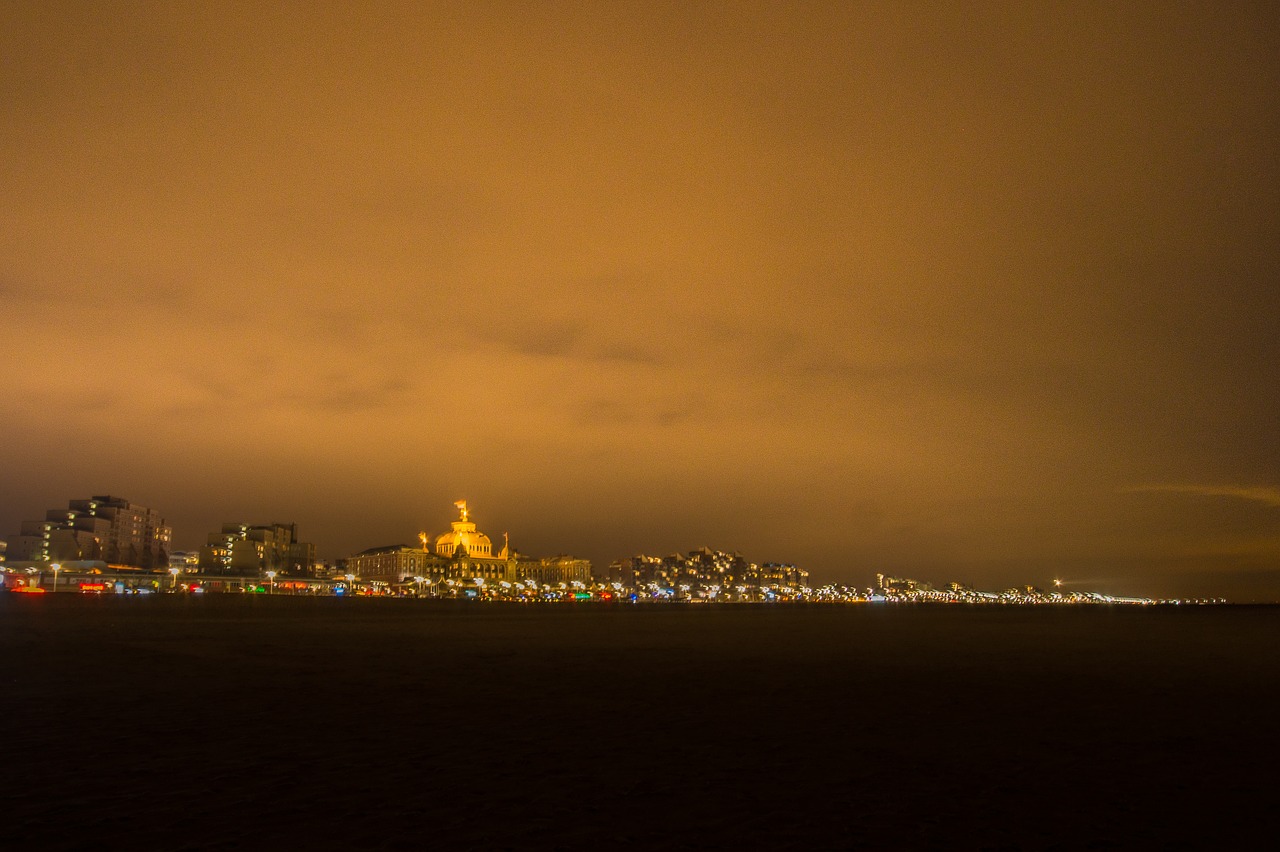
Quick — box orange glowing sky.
[3,2,1278,598]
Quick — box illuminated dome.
[434,500,494,558]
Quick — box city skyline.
[3,2,1278,600]
[0,491,1196,603]
[0,490,1251,602]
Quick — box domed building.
[429,500,515,581]
[346,500,592,587]
[434,500,498,559]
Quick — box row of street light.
[36,565,285,593]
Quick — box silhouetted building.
[198,522,315,576]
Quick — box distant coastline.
[1,564,1228,606]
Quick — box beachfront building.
[613,548,749,588]
[168,551,200,570]
[350,501,517,583]
[347,501,592,586]
[197,522,316,576]
[611,548,808,593]
[2,495,172,569]
[520,555,594,587]
[756,562,810,588]
[345,544,446,582]
[432,500,519,581]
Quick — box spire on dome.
[435,500,491,558]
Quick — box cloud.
[504,323,585,358]
[480,318,667,367]
[284,376,417,414]
[1121,484,1280,508]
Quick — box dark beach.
[2,595,1275,849]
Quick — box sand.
[2,595,1276,849]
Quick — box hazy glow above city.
[2,2,1277,599]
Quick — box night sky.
[3,2,1277,599]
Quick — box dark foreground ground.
[1,596,1276,850]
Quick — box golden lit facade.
[346,545,444,582]
[433,500,499,559]
[427,501,516,581]
[347,501,592,585]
